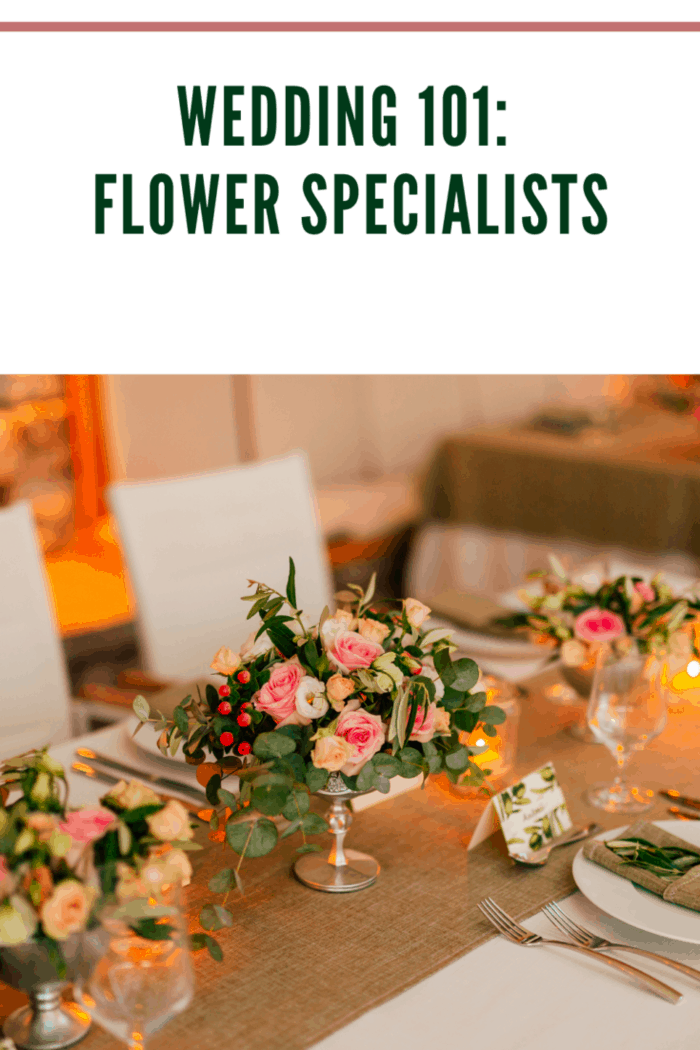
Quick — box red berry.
[412,666,422,675]
[238,741,252,755]
[237,712,252,727]
[237,669,251,684]
[218,684,231,698]
[242,701,253,710]
[219,732,234,747]
[217,701,232,715]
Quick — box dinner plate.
[572,820,700,944]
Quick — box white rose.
[295,677,329,720]
[321,616,355,651]
[561,639,588,668]
[421,663,445,700]
[107,779,160,811]
[146,800,194,842]
[240,630,273,663]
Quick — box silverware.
[661,790,700,811]
[511,823,602,867]
[75,747,207,805]
[477,897,682,1004]
[71,762,207,822]
[543,900,700,986]
[668,806,700,821]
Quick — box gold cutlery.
[661,790,700,811]
[71,762,207,822]
[478,897,682,1003]
[75,747,207,805]
[543,901,700,985]
[667,806,700,821]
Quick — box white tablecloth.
[48,725,700,1050]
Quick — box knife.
[75,747,208,805]
[668,806,700,821]
[661,790,700,811]
[71,762,207,822]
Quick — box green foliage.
[208,869,235,894]
[480,705,506,725]
[199,904,233,931]
[253,733,297,760]
[130,918,176,941]
[286,556,297,609]
[205,774,222,806]
[301,812,329,834]
[282,788,310,821]
[306,766,329,793]
[190,933,223,961]
[226,817,278,858]
[172,704,189,735]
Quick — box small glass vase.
[293,773,380,893]
[0,937,91,1050]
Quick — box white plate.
[572,820,700,945]
[126,716,189,767]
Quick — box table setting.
[3,557,700,1050]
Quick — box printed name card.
[467,762,572,857]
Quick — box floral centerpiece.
[133,561,505,939]
[498,555,700,671]
[0,751,200,960]
[0,750,202,1047]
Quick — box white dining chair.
[0,501,75,759]
[107,452,333,682]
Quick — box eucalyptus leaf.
[226,817,278,858]
[208,869,235,894]
[480,705,506,725]
[132,695,150,722]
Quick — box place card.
[467,761,572,855]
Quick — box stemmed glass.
[75,873,194,1050]
[586,643,669,813]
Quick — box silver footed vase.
[0,938,91,1050]
[294,773,380,893]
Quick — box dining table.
[3,666,700,1050]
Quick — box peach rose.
[107,779,160,811]
[146,800,194,842]
[561,639,588,668]
[334,609,358,631]
[41,880,95,941]
[311,735,358,772]
[22,865,53,907]
[358,618,390,645]
[25,812,58,843]
[409,702,437,743]
[60,808,116,845]
[574,607,625,644]
[210,646,241,675]
[326,673,355,710]
[433,707,452,736]
[336,708,386,775]
[404,598,431,628]
[255,658,305,722]
[114,862,147,902]
[328,631,384,672]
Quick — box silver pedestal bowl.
[293,773,380,893]
[0,938,91,1050]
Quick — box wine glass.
[75,872,194,1050]
[586,643,669,813]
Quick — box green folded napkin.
[583,820,700,911]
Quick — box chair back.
[0,501,72,758]
[108,452,332,681]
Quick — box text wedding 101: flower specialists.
[95,83,608,238]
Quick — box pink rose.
[574,607,625,643]
[635,582,655,603]
[59,808,116,845]
[255,659,304,723]
[409,702,437,743]
[336,708,386,775]
[328,631,384,672]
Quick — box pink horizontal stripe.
[0,22,699,32]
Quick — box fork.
[478,897,682,1003]
[543,900,700,986]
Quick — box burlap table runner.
[4,671,700,1050]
